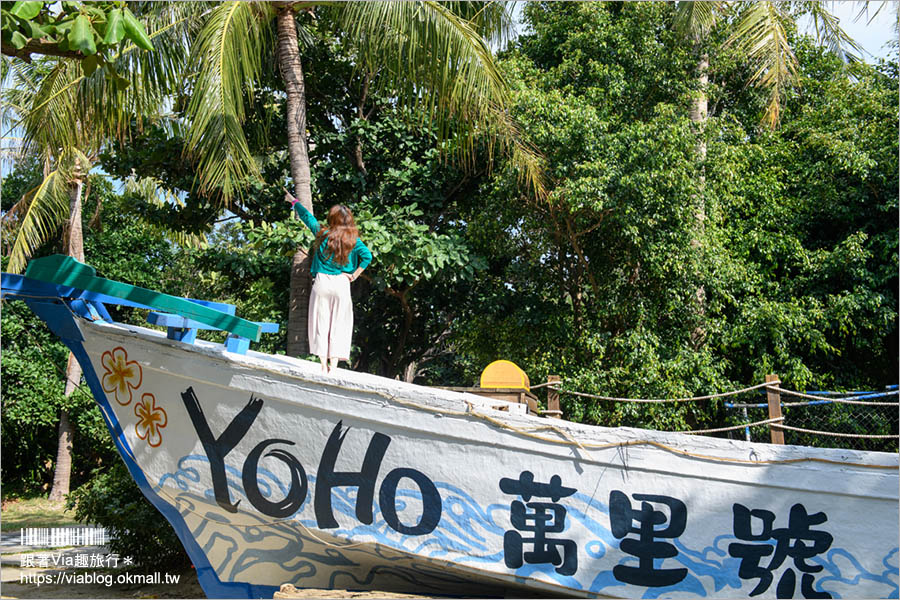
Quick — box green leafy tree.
[0,298,71,496]
[704,42,898,391]
[1,174,177,495]
[2,0,153,82]
[452,2,896,441]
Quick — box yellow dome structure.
[480,360,530,390]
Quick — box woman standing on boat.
[285,193,372,373]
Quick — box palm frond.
[123,175,209,249]
[184,1,273,204]
[0,54,11,85]
[854,0,882,23]
[4,167,71,274]
[17,60,82,157]
[101,2,208,139]
[9,9,198,146]
[674,1,721,41]
[727,1,799,128]
[72,7,202,150]
[332,1,545,198]
[125,2,210,96]
[794,0,864,63]
[496,108,549,201]
[440,1,515,47]
[337,1,509,122]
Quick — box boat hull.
[61,317,899,598]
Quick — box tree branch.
[352,70,372,176]
[384,285,418,375]
[2,40,86,63]
[564,215,600,299]
[575,210,612,238]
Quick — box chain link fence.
[724,390,898,453]
[550,382,898,453]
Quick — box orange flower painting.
[101,347,142,406]
[134,393,167,448]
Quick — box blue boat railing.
[1,255,279,355]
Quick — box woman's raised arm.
[285,192,319,234]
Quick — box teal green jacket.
[293,203,373,276]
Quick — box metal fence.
[549,379,898,453]
[724,388,899,453]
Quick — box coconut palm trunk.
[48,175,84,501]
[275,6,314,356]
[689,52,708,348]
[689,53,708,162]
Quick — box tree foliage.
[1,173,176,496]
[1,0,154,81]
[448,3,897,435]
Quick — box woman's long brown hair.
[312,204,358,266]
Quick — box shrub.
[68,462,191,571]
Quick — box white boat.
[4,255,898,599]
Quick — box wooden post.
[547,375,562,419]
[766,374,784,445]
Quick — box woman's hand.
[344,272,354,282]
[284,191,299,206]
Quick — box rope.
[728,399,899,408]
[772,423,900,439]
[557,380,778,403]
[528,381,562,390]
[776,388,899,406]
[339,391,896,470]
[558,382,897,406]
[679,417,783,435]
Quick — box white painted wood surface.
[80,318,898,599]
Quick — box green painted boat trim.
[25,255,262,342]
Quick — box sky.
[805,1,897,62]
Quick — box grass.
[0,497,82,532]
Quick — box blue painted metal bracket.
[2,273,110,325]
[224,322,280,355]
[147,308,279,354]
[147,300,236,344]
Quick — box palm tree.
[184,1,545,356]
[672,1,862,348]
[674,1,862,129]
[1,4,196,500]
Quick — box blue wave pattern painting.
[156,455,898,597]
[157,456,498,594]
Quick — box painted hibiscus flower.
[134,393,167,448]
[100,347,142,406]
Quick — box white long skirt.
[308,273,353,360]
